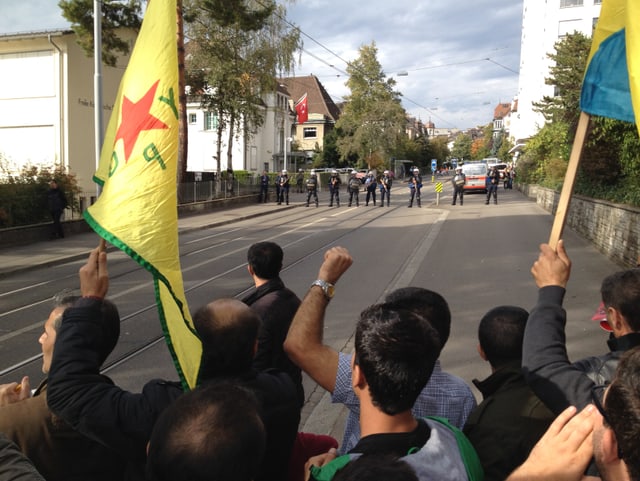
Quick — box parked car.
[461,163,488,193]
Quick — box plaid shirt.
[332,352,477,454]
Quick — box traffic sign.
[435,182,443,193]
[431,159,437,172]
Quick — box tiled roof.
[493,102,511,120]
[279,75,341,122]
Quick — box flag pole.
[93,0,103,199]
[548,111,591,249]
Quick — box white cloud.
[0,0,523,129]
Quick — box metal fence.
[177,178,259,204]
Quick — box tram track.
[0,203,402,382]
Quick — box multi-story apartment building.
[510,0,602,143]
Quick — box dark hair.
[334,455,418,481]
[247,242,283,280]
[193,299,260,379]
[478,305,529,368]
[355,303,439,415]
[146,383,265,481]
[604,346,640,480]
[384,287,451,349]
[601,269,640,332]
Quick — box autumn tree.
[335,42,407,169]
[184,0,301,173]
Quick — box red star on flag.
[114,80,169,161]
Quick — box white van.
[461,163,488,193]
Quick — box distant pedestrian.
[259,171,269,203]
[47,180,67,240]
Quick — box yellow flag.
[84,0,201,389]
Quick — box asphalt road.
[0,181,621,441]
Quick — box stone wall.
[519,184,640,268]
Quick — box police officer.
[277,169,290,205]
[451,166,466,206]
[486,165,499,205]
[347,170,361,207]
[408,167,422,208]
[379,170,392,207]
[296,169,304,193]
[328,169,341,207]
[364,171,377,206]
[305,170,319,207]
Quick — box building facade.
[510,0,602,142]
[0,29,130,204]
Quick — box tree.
[533,32,590,138]
[450,133,472,161]
[335,42,407,169]
[58,0,143,66]
[184,0,301,173]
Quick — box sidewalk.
[0,200,299,279]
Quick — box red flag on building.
[295,93,308,124]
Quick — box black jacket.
[522,286,640,414]
[48,297,300,481]
[242,277,304,405]
[464,362,554,481]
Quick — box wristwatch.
[311,279,335,300]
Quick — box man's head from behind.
[601,268,640,334]
[193,299,260,379]
[384,287,451,351]
[354,303,440,415]
[247,242,283,280]
[477,305,529,369]
[146,382,266,481]
[596,346,640,481]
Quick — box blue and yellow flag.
[580,0,640,134]
[84,0,201,389]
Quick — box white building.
[186,84,298,175]
[510,0,602,142]
[0,29,131,203]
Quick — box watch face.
[326,285,335,298]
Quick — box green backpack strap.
[427,416,484,481]
[309,454,352,481]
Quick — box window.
[189,113,197,124]
[204,112,218,131]
[560,0,583,7]
[559,19,581,37]
[303,127,317,139]
[593,0,601,3]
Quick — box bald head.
[193,299,260,379]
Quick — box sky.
[0,0,525,130]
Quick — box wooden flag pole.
[548,111,591,249]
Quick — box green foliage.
[450,133,472,161]
[0,163,80,228]
[184,0,301,172]
[58,0,142,66]
[533,32,590,137]
[518,121,571,186]
[335,42,407,165]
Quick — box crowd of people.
[1,238,640,481]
